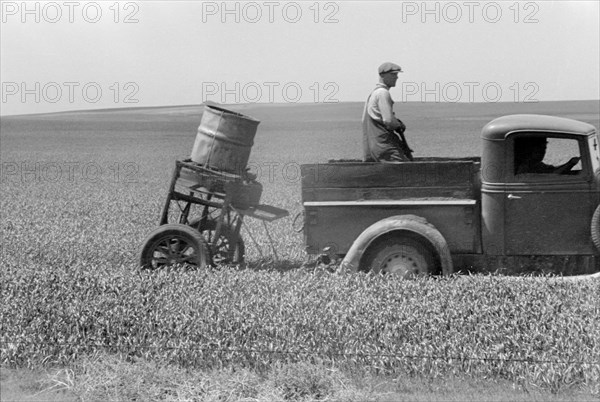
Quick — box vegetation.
[1,102,599,399]
[2,262,599,394]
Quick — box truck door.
[504,134,596,255]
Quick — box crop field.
[1,100,600,400]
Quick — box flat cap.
[378,62,403,75]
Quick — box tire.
[139,224,210,269]
[591,205,600,251]
[188,218,245,266]
[361,236,436,278]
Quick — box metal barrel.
[191,105,260,174]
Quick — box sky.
[1,0,599,115]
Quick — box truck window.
[514,136,582,176]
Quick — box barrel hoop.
[198,128,255,148]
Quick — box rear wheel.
[139,224,210,269]
[189,219,245,266]
[362,236,435,278]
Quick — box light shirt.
[363,83,402,130]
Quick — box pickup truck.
[301,114,600,277]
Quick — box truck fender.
[591,205,600,251]
[339,215,453,275]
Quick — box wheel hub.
[153,237,195,267]
[380,246,426,278]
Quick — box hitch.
[316,246,339,269]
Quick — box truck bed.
[301,158,481,255]
[302,157,480,201]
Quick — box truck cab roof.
[482,114,597,141]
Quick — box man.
[515,137,580,174]
[362,62,408,162]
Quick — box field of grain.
[1,101,599,399]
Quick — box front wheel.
[361,236,436,278]
[139,224,210,269]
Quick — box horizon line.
[2,99,600,118]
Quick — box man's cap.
[378,62,403,75]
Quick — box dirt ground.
[1,368,78,402]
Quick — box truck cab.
[301,114,600,276]
[481,114,600,258]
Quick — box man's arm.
[554,157,581,174]
[517,157,580,174]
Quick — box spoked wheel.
[363,237,435,279]
[189,219,245,266]
[139,224,210,269]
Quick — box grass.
[1,101,599,400]
[3,356,598,402]
[2,264,599,394]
